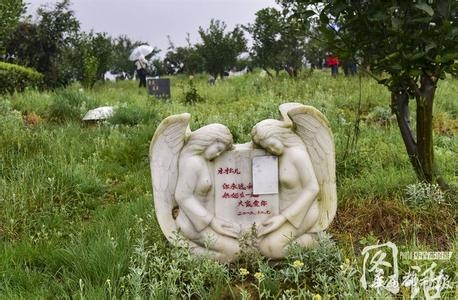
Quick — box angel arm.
[280,147,320,228]
[174,157,213,232]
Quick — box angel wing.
[279,103,337,231]
[149,113,191,242]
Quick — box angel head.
[251,119,303,155]
[184,124,233,160]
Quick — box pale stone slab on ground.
[82,106,114,121]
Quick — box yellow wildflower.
[285,288,295,295]
[293,260,304,268]
[239,268,249,276]
[254,272,265,281]
[312,294,322,300]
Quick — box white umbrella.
[129,45,154,61]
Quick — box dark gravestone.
[147,78,171,99]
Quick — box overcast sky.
[25,0,279,57]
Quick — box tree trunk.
[391,75,448,188]
[390,91,423,176]
[416,75,435,182]
[284,65,297,77]
[263,67,274,79]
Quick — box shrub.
[285,233,344,294]
[122,218,231,299]
[81,52,99,89]
[366,105,395,127]
[404,182,445,208]
[0,62,44,94]
[0,100,24,149]
[183,79,203,104]
[109,104,159,126]
[46,89,90,124]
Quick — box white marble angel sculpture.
[149,113,240,262]
[251,103,337,259]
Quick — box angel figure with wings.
[150,113,240,262]
[251,103,337,259]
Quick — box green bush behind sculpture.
[0,62,44,94]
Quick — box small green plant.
[285,233,344,295]
[47,99,81,124]
[109,103,159,126]
[183,79,203,104]
[81,52,99,89]
[122,220,231,299]
[404,182,445,208]
[234,223,262,273]
[366,105,395,127]
[46,89,91,124]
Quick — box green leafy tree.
[88,32,113,83]
[5,0,80,88]
[4,21,40,65]
[197,19,247,78]
[111,35,148,76]
[164,48,184,74]
[35,0,80,87]
[0,0,25,55]
[279,0,457,187]
[303,27,327,69]
[81,51,98,89]
[70,31,113,88]
[246,7,311,77]
[150,58,167,76]
[165,34,204,75]
[244,8,284,77]
[280,7,311,77]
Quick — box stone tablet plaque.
[252,156,278,194]
[214,145,279,231]
[147,78,170,99]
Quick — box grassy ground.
[0,69,456,298]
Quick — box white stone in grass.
[82,106,114,121]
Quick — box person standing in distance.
[135,55,148,88]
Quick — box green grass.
[0,70,456,298]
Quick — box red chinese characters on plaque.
[214,144,279,230]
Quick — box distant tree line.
[0,0,333,89]
[1,0,154,89]
[1,0,456,186]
